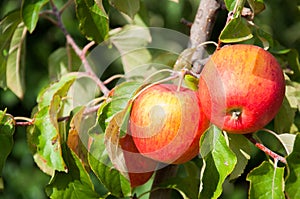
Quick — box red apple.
[198,44,285,134]
[129,84,210,164]
[119,133,158,187]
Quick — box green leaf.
[247,161,285,199]
[156,177,199,199]
[110,25,152,74]
[247,0,265,15]
[199,125,237,199]
[98,81,142,130]
[278,134,296,155]
[27,95,67,175]
[0,11,22,88]
[184,74,199,91]
[219,16,253,43]
[88,133,131,198]
[21,0,49,33]
[285,134,300,198]
[109,0,140,19]
[37,74,77,110]
[274,97,297,133]
[46,144,100,198]
[227,134,251,180]
[0,110,15,176]
[6,22,27,99]
[75,0,109,43]
[48,47,81,81]
[224,0,236,11]
[286,49,300,81]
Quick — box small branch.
[14,117,34,126]
[49,0,110,96]
[244,134,287,164]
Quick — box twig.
[244,134,287,164]
[49,0,110,96]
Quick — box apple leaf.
[199,125,237,199]
[37,74,77,110]
[46,144,100,198]
[219,16,253,43]
[247,0,265,15]
[274,97,297,134]
[0,110,15,176]
[278,133,296,155]
[6,22,27,99]
[109,0,140,19]
[285,133,300,198]
[27,95,67,175]
[0,11,22,88]
[155,177,199,199]
[88,133,131,198]
[48,47,81,81]
[110,25,152,74]
[227,134,251,180]
[98,81,142,130]
[75,0,109,43]
[223,0,236,11]
[285,49,300,82]
[247,161,285,199]
[21,0,49,33]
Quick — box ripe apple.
[119,133,158,187]
[129,84,210,164]
[198,44,285,134]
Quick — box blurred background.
[0,0,299,198]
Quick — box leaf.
[247,161,285,199]
[0,110,15,176]
[110,25,152,74]
[156,177,199,199]
[21,0,49,33]
[286,49,300,81]
[199,125,237,199]
[6,22,27,99]
[27,95,67,175]
[75,0,109,43]
[98,81,142,130]
[285,134,300,198]
[48,47,81,81]
[224,0,236,11]
[37,74,77,110]
[278,134,296,155]
[184,74,198,91]
[247,0,265,15]
[0,11,22,88]
[227,134,251,180]
[88,133,131,198]
[274,97,296,134]
[109,0,140,19]
[46,144,100,198]
[67,107,89,168]
[219,16,253,43]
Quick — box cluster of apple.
[118,44,286,187]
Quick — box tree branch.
[244,134,287,164]
[189,0,223,73]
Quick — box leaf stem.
[244,134,287,164]
[14,116,34,126]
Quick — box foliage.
[0,0,300,199]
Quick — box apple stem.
[244,134,287,164]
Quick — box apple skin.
[119,133,158,188]
[129,84,210,164]
[198,44,285,134]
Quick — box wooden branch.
[189,0,222,74]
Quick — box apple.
[129,84,210,164]
[198,44,285,134]
[119,133,158,187]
